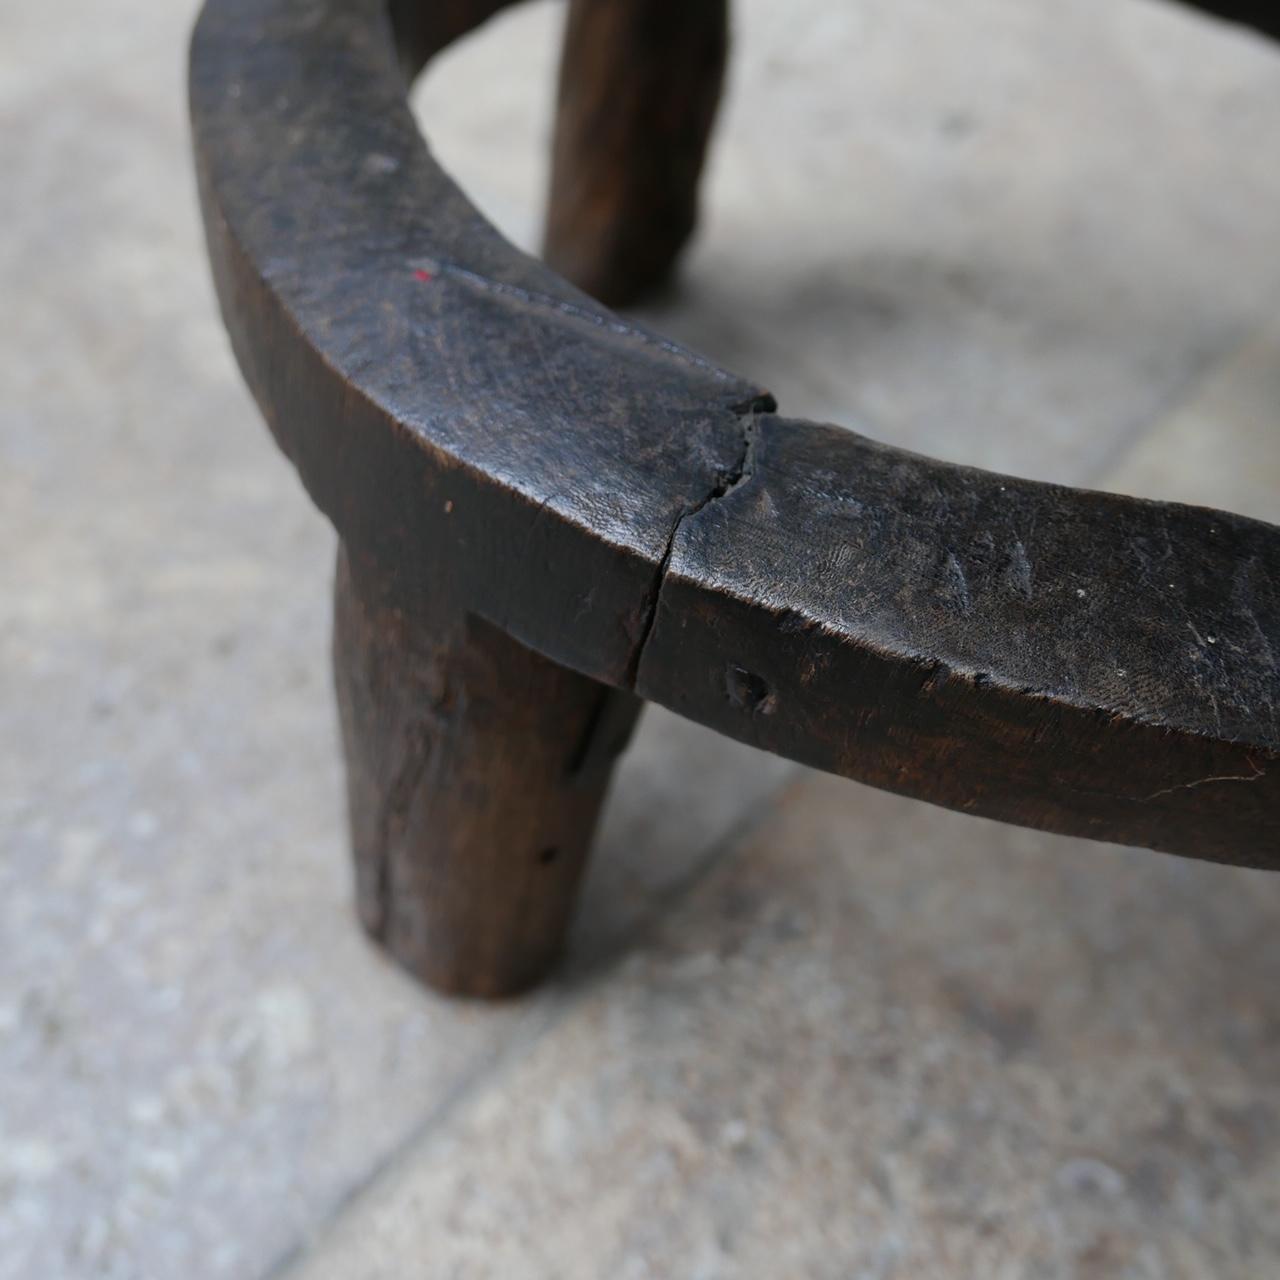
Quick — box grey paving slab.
[1101,318,1280,524]
[0,5,169,110]
[285,770,1280,1280]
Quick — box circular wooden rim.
[190,0,1279,865]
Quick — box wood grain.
[335,544,639,995]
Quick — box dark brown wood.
[1178,1,1280,40]
[334,543,640,996]
[544,0,728,305]
[190,0,1280,995]
[635,416,1280,867]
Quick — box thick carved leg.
[544,0,729,306]
[333,545,641,997]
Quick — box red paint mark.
[413,268,434,283]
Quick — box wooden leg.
[544,0,729,306]
[332,544,641,997]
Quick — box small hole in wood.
[538,846,560,866]
[725,664,777,715]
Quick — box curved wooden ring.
[190,0,1279,869]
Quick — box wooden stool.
[190,0,1279,997]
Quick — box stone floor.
[2,1,1278,1277]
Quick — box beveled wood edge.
[189,0,1280,865]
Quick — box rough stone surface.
[1101,318,1280,524]
[2,0,1278,1277]
[287,776,1280,1280]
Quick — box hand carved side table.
[190,0,1279,997]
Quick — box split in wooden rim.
[190,0,1279,897]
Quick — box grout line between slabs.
[260,761,806,1280]
[1081,307,1280,490]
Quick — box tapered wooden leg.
[544,0,729,306]
[332,545,641,997]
